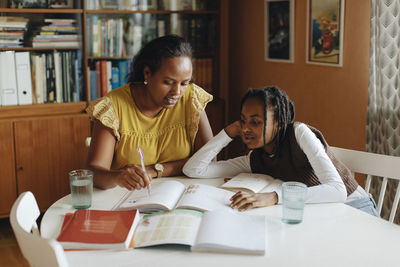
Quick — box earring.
[143,80,148,85]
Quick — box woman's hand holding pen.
[115,165,152,191]
[230,191,278,211]
[224,121,242,139]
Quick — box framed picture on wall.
[264,0,295,63]
[306,0,345,66]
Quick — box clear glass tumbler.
[282,182,307,224]
[69,169,93,209]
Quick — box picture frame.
[264,0,295,63]
[48,0,73,8]
[306,0,345,66]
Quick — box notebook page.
[221,173,274,193]
[175,184,234,212]
[115,181,185,212]
[193,210,265,255]
[134,209,202,248]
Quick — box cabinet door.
[14,115,90,211]
[0,121,17,217]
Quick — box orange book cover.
[57,209,140,250]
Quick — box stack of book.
[31,18,80,48]
[0,17,29,48]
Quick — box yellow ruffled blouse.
[86,83,213,170]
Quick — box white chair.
[10,191,69,267]
[330,146,400,223]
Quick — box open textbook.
[114,181,235,213]
[134,209,266,255]
[221,173,282,193]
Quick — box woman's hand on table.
[230,191,278,211]
[116,165,152,190]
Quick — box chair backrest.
[10,191,69,267]
[330,146,400,223]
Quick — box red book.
[100,60,108,97]
[57,209,140,250]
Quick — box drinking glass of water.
[69,169,93,209]
[282,182,307,224]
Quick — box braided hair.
[240,86,295,152]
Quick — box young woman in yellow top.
[86,35,213,190]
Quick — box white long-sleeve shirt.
[183,123,368,204]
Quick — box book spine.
[0,51,18,106]
[89,69,98,100]
[14,51,33,105]
[53,51,63,103]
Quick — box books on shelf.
[30,51,82,104]
[0,17,28,48]
[221,173,282,193]
[114,180,234,213]
[88,59,129,99]
[88,16,138,57]
[57,209,140,250]
[30,18,80,48]
[134,209,266,255]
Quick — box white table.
[41,177,400,267]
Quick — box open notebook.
[221,173,282,193]
[134,209,266,255]
[114,180,235,213]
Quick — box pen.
[137,147,151,196]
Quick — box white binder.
[0,51,18,106]
[15,52,33,105]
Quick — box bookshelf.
[0,0,223,217]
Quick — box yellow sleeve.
[187,84,213,150]
[86,96,121,141]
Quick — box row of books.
[86,0,211,11]
[87,14,216,57]
[0,17,28,48]
[88,16,138,57]
[88,60,131,100]
[0,50,83,106]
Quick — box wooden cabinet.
[0,121,17,217]
[14,115,90,211]
[0,115,90,217]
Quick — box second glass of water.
[282,181,307,224]
[69,169,93,209]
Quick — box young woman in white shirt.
[183,86,378,216]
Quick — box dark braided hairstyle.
[127,35,193,85]
[240,86,295,152]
